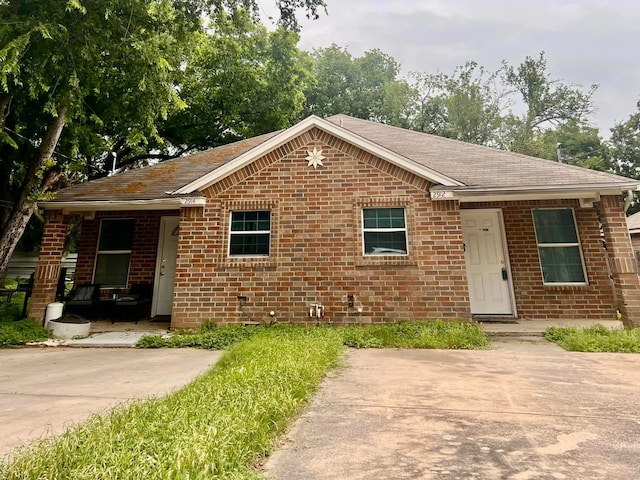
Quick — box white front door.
[152,216,180,317]
[460,209,514,315]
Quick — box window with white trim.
[362,207,408,255]
[532,208,586,284]
[94,219,135,288]
[229,210,271,256]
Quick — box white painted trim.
[41,197,206,212]
[172,115,464,195]
[431,184,640,203]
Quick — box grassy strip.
[138,320,489,350]
[0,318,49,347]
[339,320,488,349]
[544,324,640,352]
[0,328,344,479]
[137,322,262,349]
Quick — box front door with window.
[460,209,514,315]
[152,216,180,317]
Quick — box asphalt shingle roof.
[52,115,635,204]
[54,131,279,202]
[325,115,634,190]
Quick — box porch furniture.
[113,283,153,323]
[18,274,34,318]
[65,284,101,318]
[0,288,17,303]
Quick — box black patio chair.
[65,284,101,318]
[114,283,153,323]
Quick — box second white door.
[460,209,513,315]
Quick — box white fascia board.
[40,197,206,212]
[431,183,640,203]
[172,116,463,195]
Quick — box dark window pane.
[363,208,405,229]
[230,233,270,256]
[231,211,270,232]
[538,246,585,283]
[364,231,407,255]
[533,209,578,244]
[98,219,135,251]
[94,253,131,287]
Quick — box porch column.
[598,195,640,328]
[29,210,69,322]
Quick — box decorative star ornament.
[305,147,325,169]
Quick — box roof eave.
[40,197,206,213]
[430,183,640,203]
[171,115,464,194]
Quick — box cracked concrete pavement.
[264,338,640,479]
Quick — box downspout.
[624,190,634,213]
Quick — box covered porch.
[28,200,202,327]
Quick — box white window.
[94,219,135,288]
[532,208,586,284]
[229,211,271,256]
[362,207,408,255]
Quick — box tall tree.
[159,10,312,154]
[408,62,504,145]
[0,0,325,280]
[610,100,640,180]
[303,45,413,124]
[499,52,597,154]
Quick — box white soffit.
[430,184,640,203]
[171,115,464,195]
[40,197,206,212]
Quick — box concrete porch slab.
[479,319,624,336]
[63,331,165,348]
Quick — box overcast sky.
[260,0,640,137]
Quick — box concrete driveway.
[264,338,640,479]
[0,347,221,460]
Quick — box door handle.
[502,268,508,281]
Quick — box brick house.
[32,115,640,328]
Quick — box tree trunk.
[0,200,35,282]
[0,102,67,281]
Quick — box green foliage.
[0,319,50,347]
[138,321,488,350]
[610,99,640,181]
[303,45,413,124]
[339,320,489,349]
[500,52,597,154]
[408,62,504,145]
[544,325,640,352]
[160,10,311,153]
[1,328,343,479]
[138,324,263,349]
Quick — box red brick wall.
[75,210,178,295]
[464,200,616,321]
[171,127,471,328]
[30,210,69,321]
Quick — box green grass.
[0,318,49,347]
[0,328,344,479]
[137,322,262,349]
[544,324,640,352]
[138,320,489,351]
[338,320,489,349]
